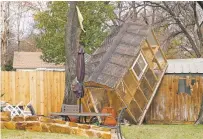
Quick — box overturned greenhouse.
[81,16,168,124]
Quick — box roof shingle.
[13,52,64,69]
[85,18,149,88]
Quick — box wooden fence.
[2,71,203,123]
[146,75,203,124]
[0,71,65,116]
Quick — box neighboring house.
[13,52,65,71]
[146,58,203,124]
[82,16,168,124]
[13,51,91,71]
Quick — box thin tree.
[1,2,10,68]
[1,1,36,70]
[195,1,203,125]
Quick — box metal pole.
[79,97,81,122]
[79,98,81,113]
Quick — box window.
[132,53,148,80]
[178,79,191,95]
[177,75,194,95]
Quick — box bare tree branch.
[162,1,201,57]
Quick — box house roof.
[13,52,65,69]
[85,17,149,88]
[166,58,203,74]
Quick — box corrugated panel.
[166,58,203,73]
[197,64,203,73]
[189,63,198,73]
[174,64,183,73]
[182,64,190,73]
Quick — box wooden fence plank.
[24,72,30,105]
[50,72,54,113]
[8,72,12,103]
[18,71,22,104]
[53,72,57,112]
[60,72,65,106]
[15,72,19,105]
[4,72,9,103]
[0,72,2,98]
[1,72,5,100]
[11,72,16,104]
[35,72,40,114]
[43,72,48,116]
[47,72,51,115]
[21,71,26,105]
[29,72,34,108]
[39,71,44,115]
[56,72,60,112]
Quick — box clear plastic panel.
[147,30,158,47]
[155,49,166,69]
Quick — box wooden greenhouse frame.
[82,18,168,124]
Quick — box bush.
[2,61,15,71]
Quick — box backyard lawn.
[1,125,203,139]
[122,125,203,139]
[1,129,98,139]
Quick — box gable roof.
[85,18,149,88]
[166,58,203,74]
[13,52,64,69]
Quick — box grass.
[1,125,203,139]
[122,125,203,139]
[1,129,97,139]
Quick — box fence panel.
[0,71,65,116]
[146,75,203,124]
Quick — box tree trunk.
[197,1,203,9]
[192,2,203,54]
[1,2,9,68]
[63,1,80,105]
[195,95,203,124]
